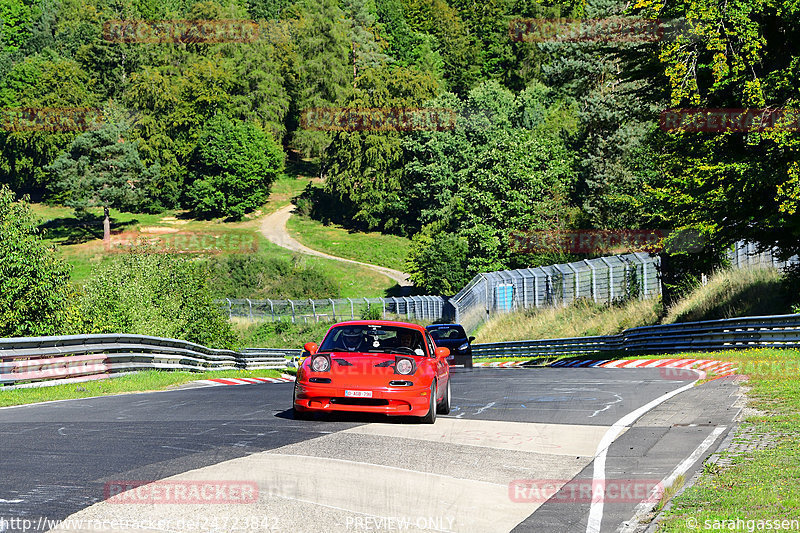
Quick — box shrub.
[0,185,76,336]
[76,250,237,349]
[206,253,337,299]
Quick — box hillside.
[474,267,797,343]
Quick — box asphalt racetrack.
[0,367,742,533]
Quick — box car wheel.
[465,357,473,369]
[293,384,310,420]
[437,378,451,415]
[420,381,437,424]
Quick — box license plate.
[345,390,373,398]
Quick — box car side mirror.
[435,347,450,359]
[304,342,318,355]
[468,336,475,343]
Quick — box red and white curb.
[191,374,295,387]
[549,358,738,378]
[474,358,738,377]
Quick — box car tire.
[420,382,437,424]
[437,378,451,415]
[293,384,311,420]
[465,357,473,369]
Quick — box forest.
[0,0,798,297]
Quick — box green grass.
[652,348,800,530]
[30,183,399,298]
[230,236,398,299]
[235,318,333,349]
[0,368,285,407]
[286,213,412,272]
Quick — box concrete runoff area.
[0,368,742,533]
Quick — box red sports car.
[293,321,451,423]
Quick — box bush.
[187,115,284,220]
[0,185,77,336]
[76,250,237,349]
[236,320,332,349]
[206,253,337,299]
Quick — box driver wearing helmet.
[339,328,364,351]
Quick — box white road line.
[586,370,704,533]
[474,401,495,415]
[588,393,623,418]
[618,426,727,533]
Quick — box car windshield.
[427,326,466,341]
[318,325,426,356]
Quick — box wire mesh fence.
[449,252,661,332]
[728,241,799,271]
[220,296,451,324]
[217,242,799,332]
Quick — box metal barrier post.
[584,259,597,302]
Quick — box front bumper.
[294,381,431,416]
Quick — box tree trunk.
[103,205,111,242]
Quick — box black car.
[426,324,474,369]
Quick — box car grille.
[329,397,389,406]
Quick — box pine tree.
[48,122,157,241]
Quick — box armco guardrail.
[0,334,299,390]
[472,313,800,358]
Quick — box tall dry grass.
[474,298,662,343]
[474,266,796,344]
[662,267,788,324]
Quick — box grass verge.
[286,213,412,272]
[0,368,285,408]
[653,348,800,530]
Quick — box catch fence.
[221,296,450,323]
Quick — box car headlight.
[458,342,469,352]
[311,355,330,372]
[395,358,414,375]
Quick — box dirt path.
[259,205,411,286]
